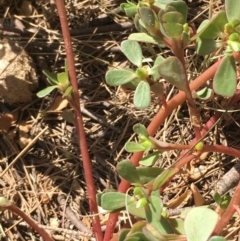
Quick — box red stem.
[54,1,103,240]
[104,53,240,241]
[213,181,240,235]
[6,203,54,241]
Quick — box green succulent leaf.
[225,0,240,22]
[158,57,187,92]
[194,87,213,101]
[62,86,73,97]
[101,192,130,210]
[121,40,143,67]
[196,37,218,55]
[152,168,177,190]
[167,218,185,235]
[139,152,161,167]
[142,224,165,241]
[125,141,146,152]
[105,69,137,86]
[134,81,151,109]
[117,160,141,184]
[213,55,237,97]
[118,229,130,241]
[168,1,188,23]
[133,124,148,137]
[193,11,228,41]
[162,11,184,24]
[145,193,163,223]
[184,207,219,241]
[163,22,183,38]
[128,33,164,46]
[209,236,226,241]
[139,7,157,29]
[57,72,69,85]
[154,56,165,66]
[120,2,138,17]
[228,40,240,52]
[36,85,58,98]
[137,166,164,183]
[153,0,176,10]
[43,70,58,85]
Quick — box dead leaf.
[0,112,18,132]
[190,183,205,206]
[168,189,192,209]
[18,120,32,148]
[18,120,32,133]
[188,164,208,181]
[47,95,68,112]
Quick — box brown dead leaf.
[0,112,18,132]
[190,183,205,206]
[18,120,32,148]
[47,95,68,112]
[168,189,192,209]
[188,164,208,181]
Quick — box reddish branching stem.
[213,182,240,235]
[54,1,103,240]
[103,53,240,241]
[2,203,54,241]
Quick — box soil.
[0,0,239,240]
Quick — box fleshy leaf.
[168,1,188,23]
[158,57,187,91]
[101,192,130,210]
[134,81,151,109]
[118,229,130,241]
[116,160,141,184]
[152,168,177,190]
[162,12,184,24]
[137,166,163,184]
[163,22,183,38]
[184,207,219,241]
[139,152,161,167]
[105,69,137,86]
[194,11,228,39]
[213,55,237,97]
[209,236,226,241]
[196,37,218,55]
[37,85,58,98]
[225,0,240,22]
[167,218,185,235]
[139,7,157,29]
[120,2,138,17]
[62,86,73,97]
[43,70,58,85]
[121,40,143,67]
[125,141,146,152]
[145,192,163,223]
[133,124,148,137]
[57,72,69,85]
[194,87,213,101]
[128,33,165,46]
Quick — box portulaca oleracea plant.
[99,0,240,240]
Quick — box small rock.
[0,39,38,104]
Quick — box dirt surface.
[0,0,240,240]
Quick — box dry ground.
[0,0,240,240]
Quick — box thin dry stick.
[57,195,92,236]
[0,126,48,178]
[54,1,103,241]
